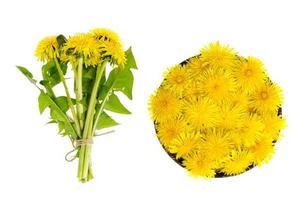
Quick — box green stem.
[91,87,113,135]
[82,113,94,181]
[92,69,121,135]
[80,68,121,181]
[76,57,84,130]
[87,164,94,181]
[77,61,107,182]
[54,57,81,138]
[43,83,56,99]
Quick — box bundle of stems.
[17,28,137,182]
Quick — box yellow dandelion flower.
[186,56,208,76]
[62,33,101,66]
[156,118,187,147]
[35,36,59,62]
[183,97,220,130]
[233,56,267,93]
[100,40,126,67]
[199,129,234,161]
[90,28,121,44]
[250,139,275,165]
[221,149,254,176]
[163,64,191,96]
[219,102,246,130]
[235,115,265,147]
[229,93,250,109]
[201,68,235,102]
[169,131,201,159]
[232,55,246,69]
[200,41,237,70]
[250,82,283,113]
[183,152,216,178]
[149,89,183,122]
[261,113,286,141]
[90,28,125,66]
[183,79,203,99]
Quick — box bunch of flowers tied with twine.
[149,42,285,178]
[17,28,137,182]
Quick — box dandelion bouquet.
[149,42,285,178]
[17,28,137,182]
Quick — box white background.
[0,0,301,199]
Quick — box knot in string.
[64,129,114,162]
[65,138,93,162]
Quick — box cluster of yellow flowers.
[32,28,129,182]
[35,28,125,67]
[149,42,286,178]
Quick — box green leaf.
[81,94,89,113]
[64,122,76,137]
[106,68,118,87]
[46,120,56,124]
[82,78,94,95]
[55,96,69,113]
[83,66,105,85]
[83,67,96,80]
[42,61,67,88]
[82,67,100,97]
[38,91,78,139]
[124,47,137,69]
[104,93,131,114]
[115,68,134,99]
[16,66,37,85]
[96,111,119,129]
[39,94,71,114]
[58,121,65,133]
[107,68,134,99]
[98,85,110,101]
[39,80,56,98]
[100,67,106,85]
[38,92,50,114]
[56,35,67,48]
[50,108,65,122]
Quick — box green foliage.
[96,111,119,129]
[38,91,50,114]
[95,47,137,126]
[56,34,67,48]
[82,67,97,113]
[82,67,96,95]
[104,93,131,114]
[83,66,96,80]
[42,61,68,88]
[124,47,137,69]
[17,47,137,141]
[50,106,66,122]
[16,66,37,85]
[105,48,136,100]
[97,85,110,101]
[58,121,65,133]
[38,91,78,139]
[17,64,79,138]
[39,80,55,98]
[107,68,134,99]
[55,96,69,113]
